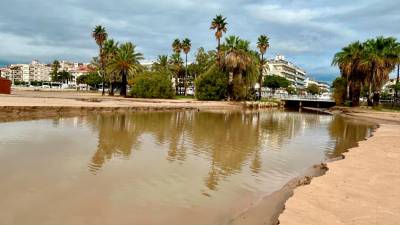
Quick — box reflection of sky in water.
[0,111,375,225]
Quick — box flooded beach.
[0,110,374,225]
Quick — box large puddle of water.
[0,110,375,225]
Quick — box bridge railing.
[265,94,333,101]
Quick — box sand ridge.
[279,121,400,225]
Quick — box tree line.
[332,37,400,106]
[82,14,277,99]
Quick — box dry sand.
[279,111,400,225]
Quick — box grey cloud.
[0,0,399,82]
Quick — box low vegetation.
[129,71,174,99]
[195,65,228,100]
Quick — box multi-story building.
[9,64,24,82]
[21,64,30,82]
[60,60,75,72]
[265,55,307,88]
[0,67,11,80]
[30,60,52,81]
[69,64,92,83]
[304,78,331,93]
[7,61,52,83]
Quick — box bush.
[332,77,347,105]
[286,86,297,95]
[306,83,321,95]
[195,65,228,100]
[129,71,174,99]
[264,75,290,93]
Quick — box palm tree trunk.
[121,71,127,97]
[100,48,105,96]
[368,65,375,107]
[185,53,188,96]
[217,38,221,66]
[396,65,399,98]
[258,54,264,100]
[110,82,114,96]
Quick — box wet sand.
[0,89,243,121]
[0,89,241,109]
[278,110,400,225]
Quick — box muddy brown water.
[0,110,375,225]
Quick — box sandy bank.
[0,90,245,121]
[278,111,400,225]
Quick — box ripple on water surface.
[0,111,374,225]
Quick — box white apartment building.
[304,77,331,93]
[22,64,30,82]
[7,61,52,83]
[0,68,11,80]
[265,55,307,88]
[30,60,52,81]
[9,64,24,82]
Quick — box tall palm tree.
[181,38,192,95]
[92,25,108,95]
[210,15,227,65]
[257,35,270,99]
[103,39,119,95]
[172,39,182,54]
[109,42,143,97]
[169,53,184,95]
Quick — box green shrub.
[195,65,228,100]
[264,75,290,93]
[286,86,297,95]
[129,71,174,99]
[332,77,347,105]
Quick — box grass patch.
[175,95,196,100]
[372,105,400,112]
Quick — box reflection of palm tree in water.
[194,112,264,191]
[86,111,312,192]
[87,112,190,173]
[167,111,187,162]
[88,114,138,173]
[328,116,374,157]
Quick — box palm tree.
[210,15,227,65]
[103,39,119,95]
[92,25,108,95]
[169,53,184,95]
[362,37,398,106]
[333,37,400,106]
[332,41,365,106]
[181,38,192,95]
[172,39,182,54]
[257,35,270,99]
[223,36,254,100]
[109,42,143,97]
[153,55,170,72]
[50,60,60,87]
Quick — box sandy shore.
[0,89,241,109]
[278,110,400,225]
[0,89,245,121]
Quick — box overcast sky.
[1,0,399,82]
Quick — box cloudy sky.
[1,0,399,82]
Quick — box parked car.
[186,87,195,96]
